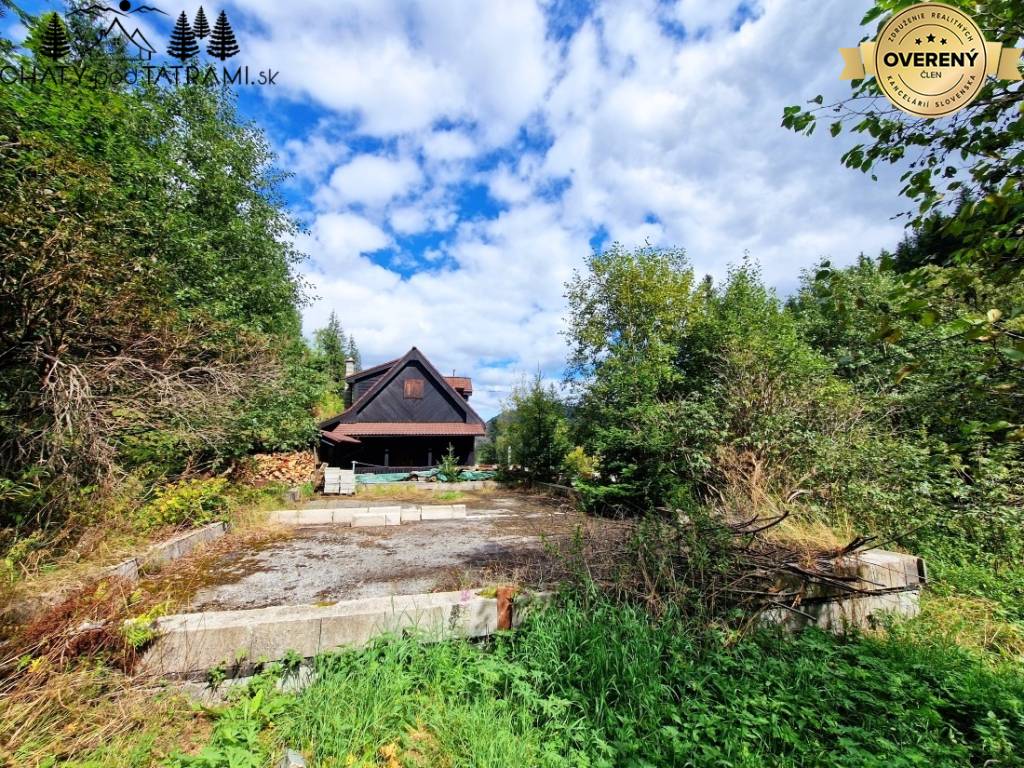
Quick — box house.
[318,347,486,469]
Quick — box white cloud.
[421,130,478,163]
[305,212,392,271]
[232,0,554,142]
[388,203,457,235]
[313,155,423,210]
[279,132,350,185]
[233,0,910,417]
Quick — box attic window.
[404,378,424,399]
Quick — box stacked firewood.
[231,451,317,487]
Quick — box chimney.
[344,356,355,379]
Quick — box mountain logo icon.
[97,16,157,59]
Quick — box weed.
[120,602,169,650]
[135,478,231,531]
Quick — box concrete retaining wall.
[268,504,468,527]
[138,589,542,678]
[136,548,925,679]
[104,522,228,582]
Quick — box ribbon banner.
[840,42,1023,81]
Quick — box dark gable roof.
[345,357,398,382]
[319,347,484,430]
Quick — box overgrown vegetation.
[2,0,1023,766]
[0,11,312,540]
[0,6,368,573]
[166,595,1024,768]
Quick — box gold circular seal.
[874,3,987,118]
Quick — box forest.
[1,1,1023,766]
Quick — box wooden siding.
[356,361,468,423]
[349,371,386,404]
[320,436,476,467]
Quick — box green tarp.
[355,469,496,484]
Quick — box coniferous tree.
[314,312,347,384]
[347,334,362,371]
[206,10,239,60]
[166,12,199,61]
[38,13,71,60]
[193,6,211,39]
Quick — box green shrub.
[135,478,231,530]
[562,446,598,484]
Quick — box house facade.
[318,347,486,469]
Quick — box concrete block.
[352,513,387,527]
[142,522,227,570]
[451,504,467,519]
[855,549,923,589]
[420,505,454,521]
[332,508,359,525]
[761,589,920,635]
[139,590,513,677]
[375,506,402,525]
[295,508,333,526]
[105,558,140,582]
[267,510,298,524]
[137,611,256,676]
[400,507,421,523]
[249,611,322,663]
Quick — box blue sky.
[7,1,907,418]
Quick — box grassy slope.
[156,596,1024,768]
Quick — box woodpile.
[231,451,316,487]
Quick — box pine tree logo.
[38,13,72,61]
[193,6,211,39]
[167,11,199,60]
[206,10,240,61]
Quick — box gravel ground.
[182,492,580,611]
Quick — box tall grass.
[170,593,1024,768]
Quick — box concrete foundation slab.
[183,497,576,611]
[138,590,510,677]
